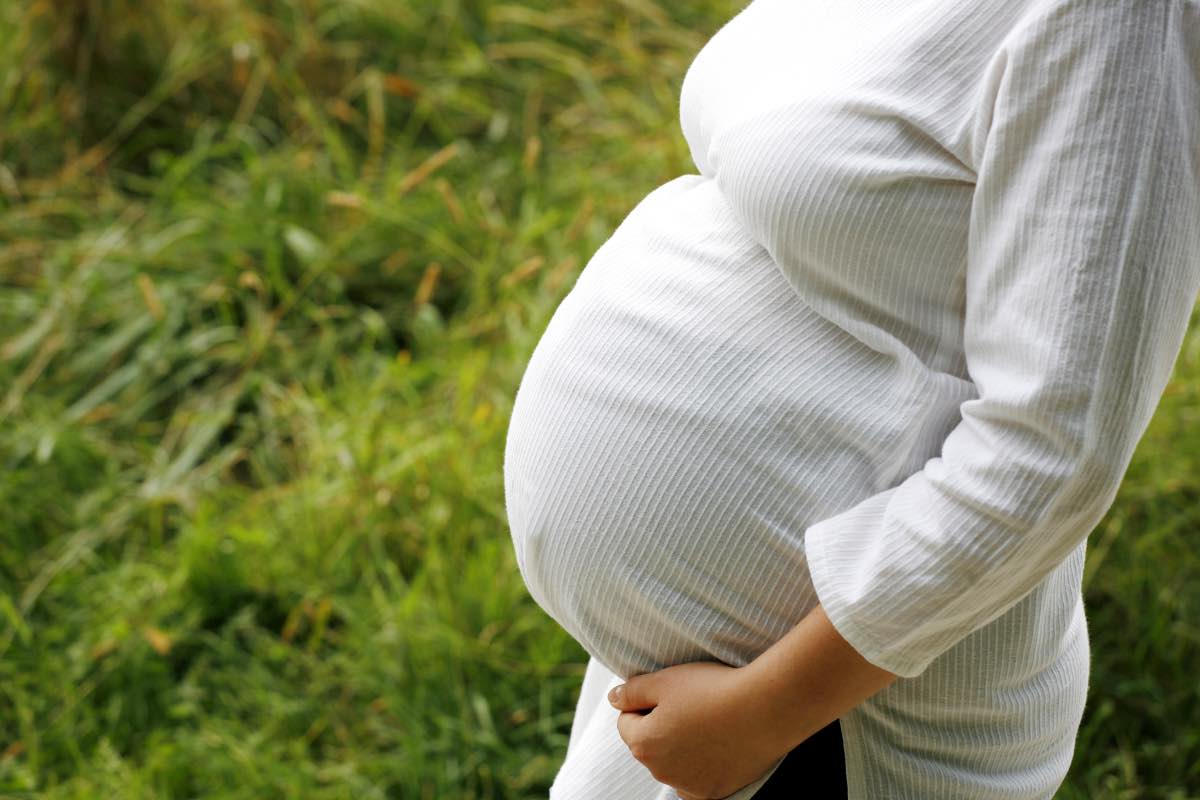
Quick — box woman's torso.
[505,0,1092,796]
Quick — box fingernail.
[608,685,623,705]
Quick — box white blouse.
[502,0,1200,797]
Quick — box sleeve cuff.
[804,514,933,680]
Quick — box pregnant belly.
[503,175,925,679]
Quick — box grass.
[0,1,1197,797]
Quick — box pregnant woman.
[503,1,1200,798]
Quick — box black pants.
[752,718,847,799]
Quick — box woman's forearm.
[738,603,900,756]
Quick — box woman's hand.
[608,604,899,799]
[607,660,786,800]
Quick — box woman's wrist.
[735,603,900,755]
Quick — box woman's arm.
[607,603,897,800]
[792,0,1200,681]
[737,603,898,756]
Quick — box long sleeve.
[803,0,1200,679]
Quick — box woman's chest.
[679,0,1021,169]
[679,0,1031,356]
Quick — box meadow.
[1,1,1197,797]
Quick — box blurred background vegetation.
[0,0,1197,797]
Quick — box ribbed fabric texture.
[502,0,1200,797]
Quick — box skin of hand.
[608,603,899,800]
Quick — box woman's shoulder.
[992,0,1197,87]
